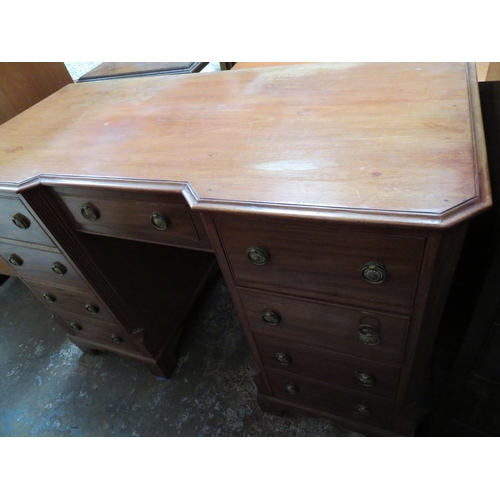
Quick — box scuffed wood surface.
[0,63,489,226]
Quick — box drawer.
[255,334,400,399]
[266,368,394,427]
[0,242,90,291]
[217,220,425,310]
[56,189,201,246]
[24,279,119,325]
[0,196,54,247]
[54,310,147,356]
[238,287,409,364]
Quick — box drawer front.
[255,334,400,399]
[0,242,90,291]
[238,287,409,364]
[54,310,146,355]
[58,192,200,245]
[217,220,425,310]
[0,196,54,247]
[266,368,394,427]
[24,279,119,325]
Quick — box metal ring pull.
[150,212,170,230]
[8,254,23,267]
[80,203,100,221]
[359,262,388,284]
[246,246,270,265]
[262,309,281,326]
[51,262,67,276]
[355,404,372,416]
[358,324,381,346]
[12,213,31,229]
[275,352,292,365]
[85,303,99,314]
[355,372,376,386]
[43,293,56,303]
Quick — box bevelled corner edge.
[469,63,491,197]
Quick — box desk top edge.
[0,62,491,228]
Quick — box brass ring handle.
[150,212,170,230]
[284,384,298,395]
[8,254,23,267]
[246,246,270,265]
[262,309,281,325]
[43,293,56,303]
[358,324,381,346]
[51,262,67,276]
[12,213,31,229]
[110,334,123,344]
[359,262,388,284]
[355,404,372,416]
[80,203,100,221]
[70,322,82,332]
[355,372,376,386]
[85,303,99,314]
[275,352,292,365]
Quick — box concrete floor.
[0,273,361,437]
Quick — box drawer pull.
[358,324,381,346]
[275,352,292,365]
[80,203,100,221]
[150,212,170,230]
[246,246,270,265]
[51,262,67,276]
[111,334,124,344]
[43,293,56,303]
[262,309,281,325]
[70,322,82,332]
[284,384,298,395]
[355,404,372,416]
[355,372,376,386]
[85,303,99,314]
[12,213,31,229]
[8,254,23,267]
[359,262,388,284]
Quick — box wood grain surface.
[0,63,489,227]
[0,63,73,125]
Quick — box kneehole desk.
[0,63,490,436]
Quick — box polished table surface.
[0,62,489,227]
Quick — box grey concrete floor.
[0,273,361,437]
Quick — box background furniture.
[425,80,500,436]
[0,63,73,125]
[476,62,500,82]
[77,62,209,82]
[0,63,489,435]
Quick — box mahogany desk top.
[0,62,489,228]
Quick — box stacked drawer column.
[202,214,432,435]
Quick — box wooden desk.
[0,63,490,436]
